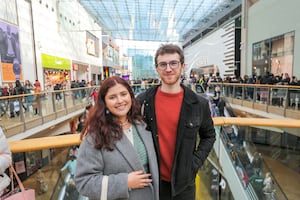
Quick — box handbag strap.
[10,165,25,192]
[100,176,108,200]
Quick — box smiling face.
[156,53,185,87]
[104,83,132,122]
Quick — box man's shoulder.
[183,85,208,103]
[136,86,158,103]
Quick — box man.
[137,43,216,200]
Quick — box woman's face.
[105,83,132,121]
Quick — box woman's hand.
[128,170,152,189]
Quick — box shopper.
[75,76,159,200]
[33,80,41,115]
[24,80,34,112]
[137,43,216,200]
[263,172,274,200]
[0,128,12,196]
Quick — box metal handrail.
[8,117,300,153]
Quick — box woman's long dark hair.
[83,76,142,150]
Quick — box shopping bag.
[0,173,10,194]
[0,166,35,200]
[13,101,20,112]
[100,176,108,200]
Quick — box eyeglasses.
[156,60,181,70]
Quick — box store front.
[90,64,102,85]
[103,66,115,79]
[72,61,89,82]
[41,54,71,90]
[252,31,294,77]
[12,150,43,180]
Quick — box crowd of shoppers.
[0,79,42,119]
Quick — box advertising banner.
[86,31,99,57]
[0,21,23,81]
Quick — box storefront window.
[25,151,42,176]
[252,32,294,77]
[12,152,27,180]
[44,69,70,90]
[270,32,294,76]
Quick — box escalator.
[192,84,288,199]
[50,161,87,200]
[210,126,258,200]
[210,95,289,200]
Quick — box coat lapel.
[114,130,143,171]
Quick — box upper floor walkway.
[204,82,300,119]
[1,82,299,141]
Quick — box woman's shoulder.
[134,120,147,128]
[81,134,95,145]
[134,121,151,136]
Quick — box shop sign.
[73,63,78,70]
[41,53,71,70]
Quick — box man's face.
[156,53,185,86]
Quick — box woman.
[33,80,41,115]
[263,172,274,200]
[24,80,34,112]
[0,127,12,196]
[75,76,159,200]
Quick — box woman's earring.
[105,109,110,114]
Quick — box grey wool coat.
[74,122,159,200]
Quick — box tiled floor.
[262,155,300,200]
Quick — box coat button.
[189,122,193,127]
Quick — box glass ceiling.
[79,0,240,43]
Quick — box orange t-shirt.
[155,88,183,181]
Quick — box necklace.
[120,119,129,127]
[123,125,132,135]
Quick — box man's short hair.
[154,44,184,66]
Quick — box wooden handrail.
[8,117,300,153]
[213,117,300,127]
[9,134,81,153]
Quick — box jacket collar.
[146,84,198,102]
[114,123,150,171]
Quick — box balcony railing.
[197,82,300,119]
[0,87,95,139]
[2,82,298,139]
[9,117,299,153]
